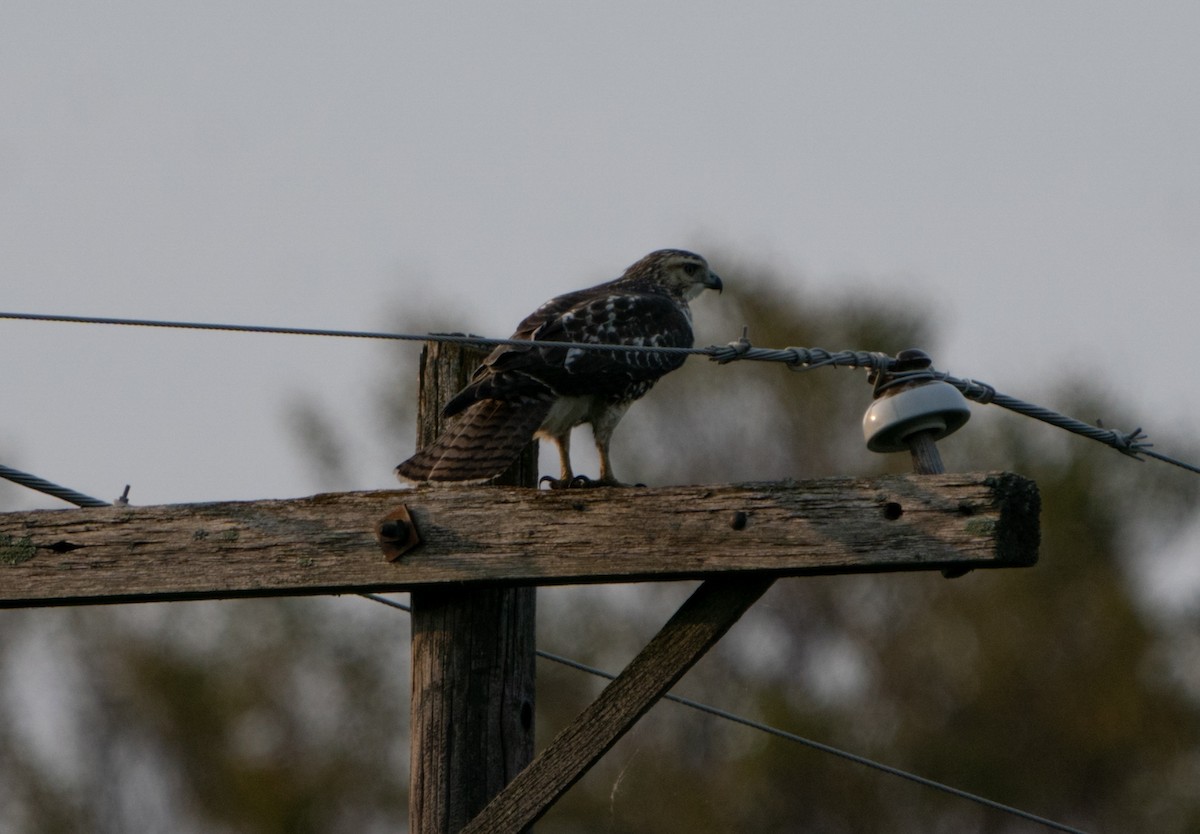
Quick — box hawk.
[395,249,723,487]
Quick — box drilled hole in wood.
[882,502,903,520]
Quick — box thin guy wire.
[2,309,1197,475]
[0,463,110,508]
[359,593,1088,834]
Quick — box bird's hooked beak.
[705,270,723,294]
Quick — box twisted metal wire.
[935,373,1196,474]
[0,463,110,508]
[2,310,1197,475]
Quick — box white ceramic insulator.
[862,381,971,453]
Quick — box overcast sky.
[3,2,1198,545]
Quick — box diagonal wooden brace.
[461,574,776,833]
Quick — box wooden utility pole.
[0,345,1040,832]
[459,380,992,831]
[408,341,537,834]
[0,477,1040,831]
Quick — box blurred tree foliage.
[2,250,1199,833]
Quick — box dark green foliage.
[2,250,1198,832]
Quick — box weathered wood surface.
[462,575,776,834]
[0,472,1039,607]
[407,341,537,834]
[410,584,536,833]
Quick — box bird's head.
[622,249,723,300]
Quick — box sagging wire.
[360,592,1089,834]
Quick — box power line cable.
[360,592,1089,834]
[2,309,1197,475]
[0,463,111,508]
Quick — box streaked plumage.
[395,249,722,486]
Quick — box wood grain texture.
[410,584,536,833]
[407,341,537,834]
[462,575,776,833]
[0,472,1038,608]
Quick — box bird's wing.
[443,285,692,415]
[500,288,691,388]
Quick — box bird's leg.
[590,435,642,487]
[576,404,641,488]
[555,431,574,481]
[539,432,580,490]
[595,435,620,486]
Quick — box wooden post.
[908,430,945,475]
[462,575,775,833]
[409,341,537,834]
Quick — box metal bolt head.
[379,520,409,541]
[376,505,420,561]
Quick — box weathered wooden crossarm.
[0,472,1038,607]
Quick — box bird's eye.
[681,262,700,277]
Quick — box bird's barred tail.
[395,395,553,483]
